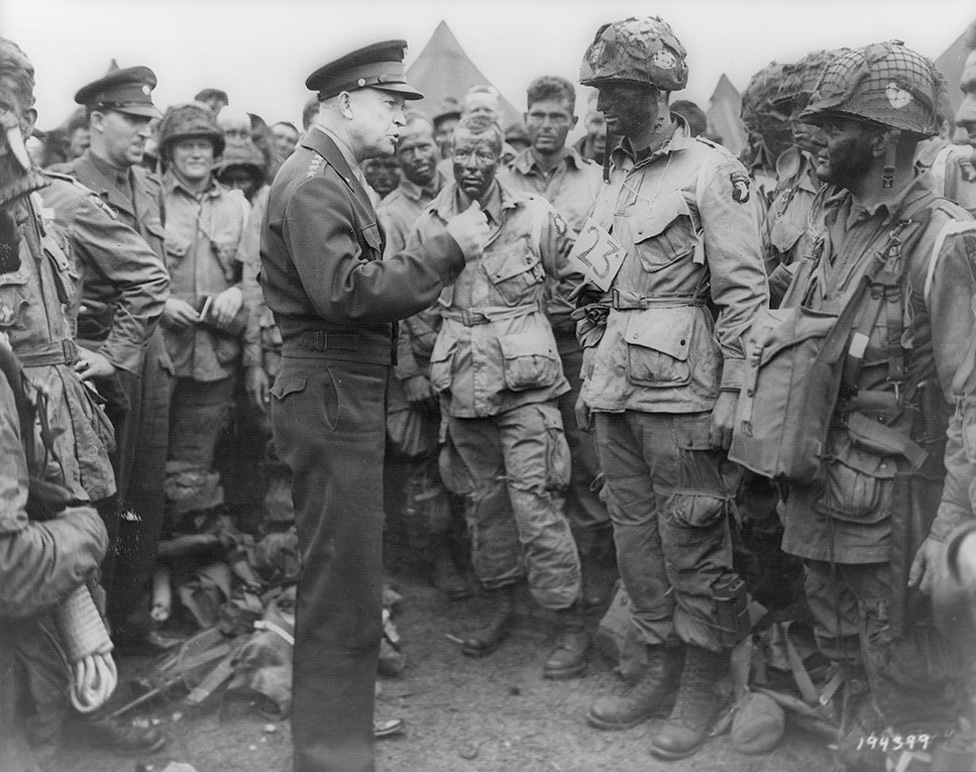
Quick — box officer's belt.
[16,339,79,368]
[281,330,393,365]
[611,289,706,311]
[298,330,366,352]
[441,303,541,327]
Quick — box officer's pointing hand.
[446,200,489,261]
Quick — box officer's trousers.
[595,410,741,652]
[271,358,387,772]
[107,329,172,626]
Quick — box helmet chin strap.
[0,109,31,172]
[0,113,48,210]
[882,129,900,189]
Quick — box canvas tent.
[706,73,747,157]
[936,29,969,118]
[406,20,523,130]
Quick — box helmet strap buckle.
[882,130,900,189]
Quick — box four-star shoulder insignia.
[306,156,323,179]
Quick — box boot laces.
[670,654,718,726]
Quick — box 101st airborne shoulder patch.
[551,211,568,236]
[730,171,751,204]
[956,155,976,184]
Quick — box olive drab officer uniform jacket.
[260,126,464,369]
[50,150,167,258]
[39,173,169,375]
[579,120,768,415]
[409,179,577,418]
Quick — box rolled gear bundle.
[52,584,118,713]
[579,16,688,92]
[800,40,946,137]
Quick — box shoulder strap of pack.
[925,218,976,307]
[818,202,931,370]
[529,196,548,256]
[0,344,36,469]
[694,151,712,220]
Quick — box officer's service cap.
[306,40,423,102]
[74,66,162,119]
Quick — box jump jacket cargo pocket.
[664,490,728,530]
[428,333,458,393]
[498,329,560,392]
[769,216,804,256]
[0,263,31,330]
[624,306,694,388]
[482,239,544,306]
[814,436,895,524]
[631,191,699,273]
[542,409,571,491]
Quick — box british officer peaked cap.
[306,40,423,101]
[74,66,162,119]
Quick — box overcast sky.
[6,0,976,134]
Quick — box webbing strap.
[924,220,976,307]
[845,411,927,469]
[0,343,35,469]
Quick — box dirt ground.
[50,570,835,772]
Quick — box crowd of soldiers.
[4,12,976,772]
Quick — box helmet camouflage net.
[801,41,946,136]
[158,102,225,160]
[213,139,265,181]
[580,17,688,92]
[773,49,848,113]
[740,61,787,131]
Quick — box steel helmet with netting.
[800,41,946,137]
[158,102,226,160]
[772,49,848,114]
[579,17,688,92]
[741,61,788,132]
